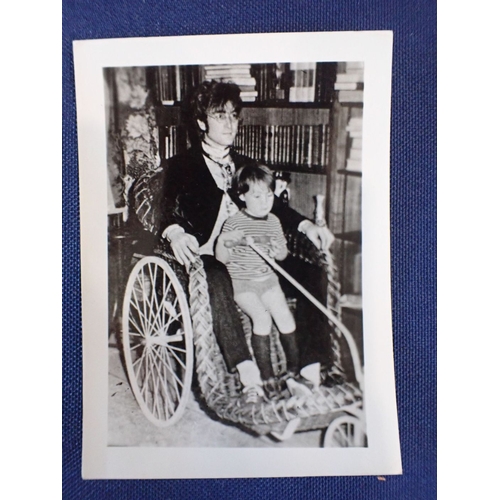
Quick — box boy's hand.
[219,230,246,248]
[268,237,287,260]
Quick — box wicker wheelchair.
[118,169,365,447]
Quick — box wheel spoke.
[146,263,163,335]
[151,289,180,336]
[149,343,168,419]
[165,342,187,353]
[148,282,180,337]
[340,424,351,445]
[158,344,175,419]
[140,350,151,404]
[132,351,146,391]
[162,271,167,336]
[165,343,187,370]
[151,346,182,401]
[152,345,182,398]
[148,351,162,419]
[162,297,180,332]
[128,315,145,337]
[130,287,150,336]
[138,268,152,335]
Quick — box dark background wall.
[63,1,436,498]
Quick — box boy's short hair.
[233,164,275,195]
[191,80,243,132]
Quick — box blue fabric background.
[62,1,436,497]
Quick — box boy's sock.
[279,330,300,375]
[251,334,274,381]
[300,362,321,390]
[235,359,262,388]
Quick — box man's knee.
[202,256,233,291]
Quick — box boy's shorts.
[231,273,280,298]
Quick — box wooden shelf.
[337,168,361,177]
[240,107,330,126]
[242,102,332,110]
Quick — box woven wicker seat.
[129,169,363,437]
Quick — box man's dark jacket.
[158,145,306,244]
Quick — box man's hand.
[303,221,335,251]
[169,231,200,266]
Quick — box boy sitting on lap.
[216,164,310,400]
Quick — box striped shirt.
[221,209,287,280]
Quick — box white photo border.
[74,30,400,479]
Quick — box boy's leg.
[261,284,295,334]
[234,291,274,381]
[261,285,300,376]
[234,291,273,335]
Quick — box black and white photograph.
[75,31,399,478]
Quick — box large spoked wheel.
[323,415,366,448]
[122,256,194,427]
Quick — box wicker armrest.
[285,227,338,273]
[130,167,165,235]
[285,226,342,318]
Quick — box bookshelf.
[326,62,364,370]
[153,64,335,173]
[151,62,341,219]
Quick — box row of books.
[288,62,316,102]
[163,126,180,159]
[157,65,202,105]
[335,62,364,105]
[233,124,331,171]
[344,112,363,173]
[252,62,336,104]
[203,64,257,102]
[251,63,287,103]
[157,62,339,105]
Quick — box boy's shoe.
[227,373,243,398]
[262,378,286,402]
[242,384,264,405]
[320,367,345,387]
[283,372,315,397]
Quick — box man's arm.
[158,157,188,235]
[157,157,200,266]
[271,194,306,234]
[271,195,334,251]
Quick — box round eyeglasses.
[206,110,241,124]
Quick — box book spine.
[338,90,364,103]
[175,66,181,102]
[334,82,364,90]
[320,124,326,167]
[349,148,362,161]
[346,159,362,172]
[335,72,364,83]
[351,138,362,149]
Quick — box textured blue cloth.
[62,1,436,497]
